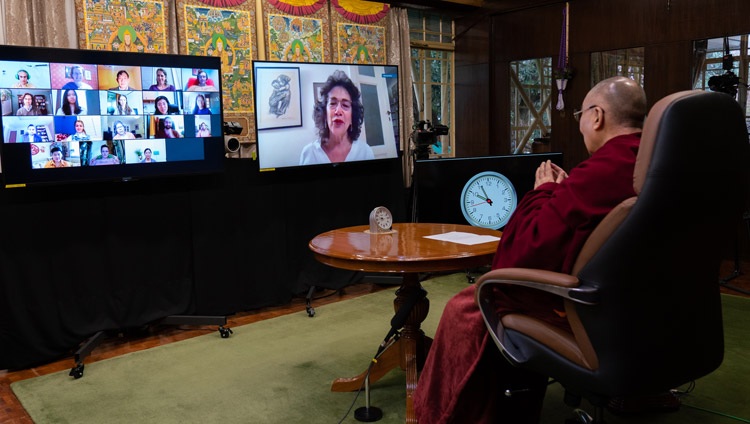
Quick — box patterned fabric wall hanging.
[330,0,388,64]
[176,0,257,138]
[75,0,168,53]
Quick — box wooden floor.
[2,261,750,424]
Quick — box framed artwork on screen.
[255,67,302,131]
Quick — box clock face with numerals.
[460,171,517,229]
[369,206,393,233]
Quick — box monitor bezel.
[251,59,401,174]
[0,45,226,188]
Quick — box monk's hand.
[549,162,568,183]
[534,160,566,188]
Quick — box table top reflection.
[309,222,501,274]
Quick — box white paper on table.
[423,231,501,246]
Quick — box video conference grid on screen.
[252,61,400,171]
[0,60,223,172]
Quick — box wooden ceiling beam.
[374,0,566,15]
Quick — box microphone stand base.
[355,406,383,422]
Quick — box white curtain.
[0,0,180,52]
[0,0,78,48]
[387,7,415,188]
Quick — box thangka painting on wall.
[267,15,324,63]
[330,0,389,64]
[336,23,386,64]
[262,0,330,63]
[75,0,168,53]
[176,1,256,115]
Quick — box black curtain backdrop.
[0,158,406,369]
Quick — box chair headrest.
[635,90,704,194]
[575,89,749,273]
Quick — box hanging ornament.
[554,2,573,111]
[331,0,390,24]
[267,0,327,16]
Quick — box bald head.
[579,76,647,153]
[588,76,647,129]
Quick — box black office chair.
[475,90,750,423]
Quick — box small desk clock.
[368,206,394,233]
[460,171,517,229]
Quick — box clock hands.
[479,186,493,206]
[461,171,517,230]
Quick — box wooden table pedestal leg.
[331,273,430,424]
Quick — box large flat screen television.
[0,45,225,188]
[252,60,400,171]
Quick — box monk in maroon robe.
[414,77,648,424]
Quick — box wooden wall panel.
[454,16,491,157]
[454,0,750,170]
[644,41,694,104]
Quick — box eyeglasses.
[328,99,352,111]
[573,105,600,122]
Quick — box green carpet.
[11,274,750,424]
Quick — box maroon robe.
[413,133,641,424]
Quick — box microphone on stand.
[376,287,426,357]
[354,370,383,422]
[355,287,426,422]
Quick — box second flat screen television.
[0,45,225,187]
[252,61,400,171]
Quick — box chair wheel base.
[564,408,596,424]
[218,326,233,338]
[69,363,84,379]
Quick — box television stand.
[68,315,232,379]
[68,331,107,379]
[718,210,750,296]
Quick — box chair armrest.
[475,268,600,368]
[475,267,599,305]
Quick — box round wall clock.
[369,206,393,233]
[460,171,517,229]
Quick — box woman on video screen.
[56,89,84,116]
[192,94,211,115]
[65,120,90,141]
[299,70,374,165]
[115,94,134,115]
[148,68,175,91]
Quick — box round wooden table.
[309,223,501,423]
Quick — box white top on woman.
[299,138,374,165]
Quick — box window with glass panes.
[694,35,749,124]
[408,10,454,157]
[510,58,552,154]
